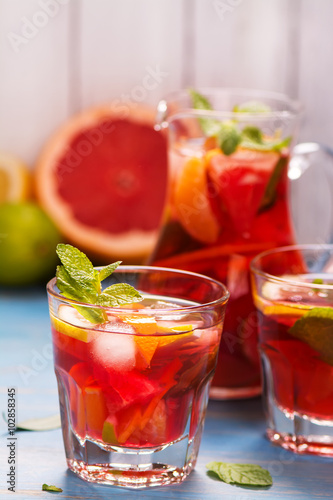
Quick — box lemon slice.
[51,305,96,342]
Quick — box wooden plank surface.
[1,288,333,499]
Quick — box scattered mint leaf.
[289,307,333,365]
[259,156,288,211]
[312,278,324,285]
[42,483,63,492]
[217,121,242,155]
[233,101,271,113]
[15,414,61,431]
[206,462,272,487]
[97,283,143,307]
[56,244,143,323]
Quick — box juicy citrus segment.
[157,324,194,347]
[174,156,219,244]
[253,293,311,318]
[0,152,31,203]
[84,386,109,432]
[34,103,168,263]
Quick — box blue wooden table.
[1,287,333,499]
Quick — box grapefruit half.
[34,103,167,263]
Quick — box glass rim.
[157,87,303,124]
[47,264,230,313]
[250,244,333,289]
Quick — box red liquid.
[52,307,220,448]
[150,147,296,396]
[258,309,333,420]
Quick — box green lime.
[289,307,333,365]
[0,202,62,286]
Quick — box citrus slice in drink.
[174,156,219,244]
[0,151,31,203]
[34,103,168,263]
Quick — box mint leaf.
[189,88,221,137]
[289,307,333,365]
[42,483,63,492]
[259,156,288,211]
[241,125,263,144]
[241,135,291,153]
[99,261,122,282]
[217,121,242,155]
[56,244,143,323]
[233,101,271,113]
[206,462,272,487]
[97,283,143,307]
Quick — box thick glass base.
[209,384,261,400]
[65,433,198,488]
[68,456,194,488]
[266,403,333,457]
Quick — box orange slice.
[174,156,219,244]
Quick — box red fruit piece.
[206,149,280,235]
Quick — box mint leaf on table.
[206,462,273,487]
[289,307,333,365]
[42,484,63,492]
[56,244,143,323]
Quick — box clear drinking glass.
[250,244,333,456]
[47,266,229,488]
[150,88,301,399]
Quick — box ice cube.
[91,331,136,372]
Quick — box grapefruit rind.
[34,103,163,262]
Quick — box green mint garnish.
[233,100,271,113]
[312,278,324,285]
[206,462,272,487]
[188,88,221,137]
[189,90,291,155]
[288,307,333,365]
[56,244,143,324]
[259,156,288,211]
[42,483,63,492]
[216,121,242,156]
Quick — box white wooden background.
[1,0,333,167]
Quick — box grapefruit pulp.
[34,103,168,263]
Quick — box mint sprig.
[206,461,273,487]
[189,90,291,155]
[56,244,143,323]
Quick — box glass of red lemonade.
[251,244,333,456]
[47,266,229,488]
[150,88,301,399]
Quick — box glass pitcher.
[149,88,301,399]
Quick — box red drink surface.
[257,304,333,420]
[150,146,296,393]
[52,301,220,448]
